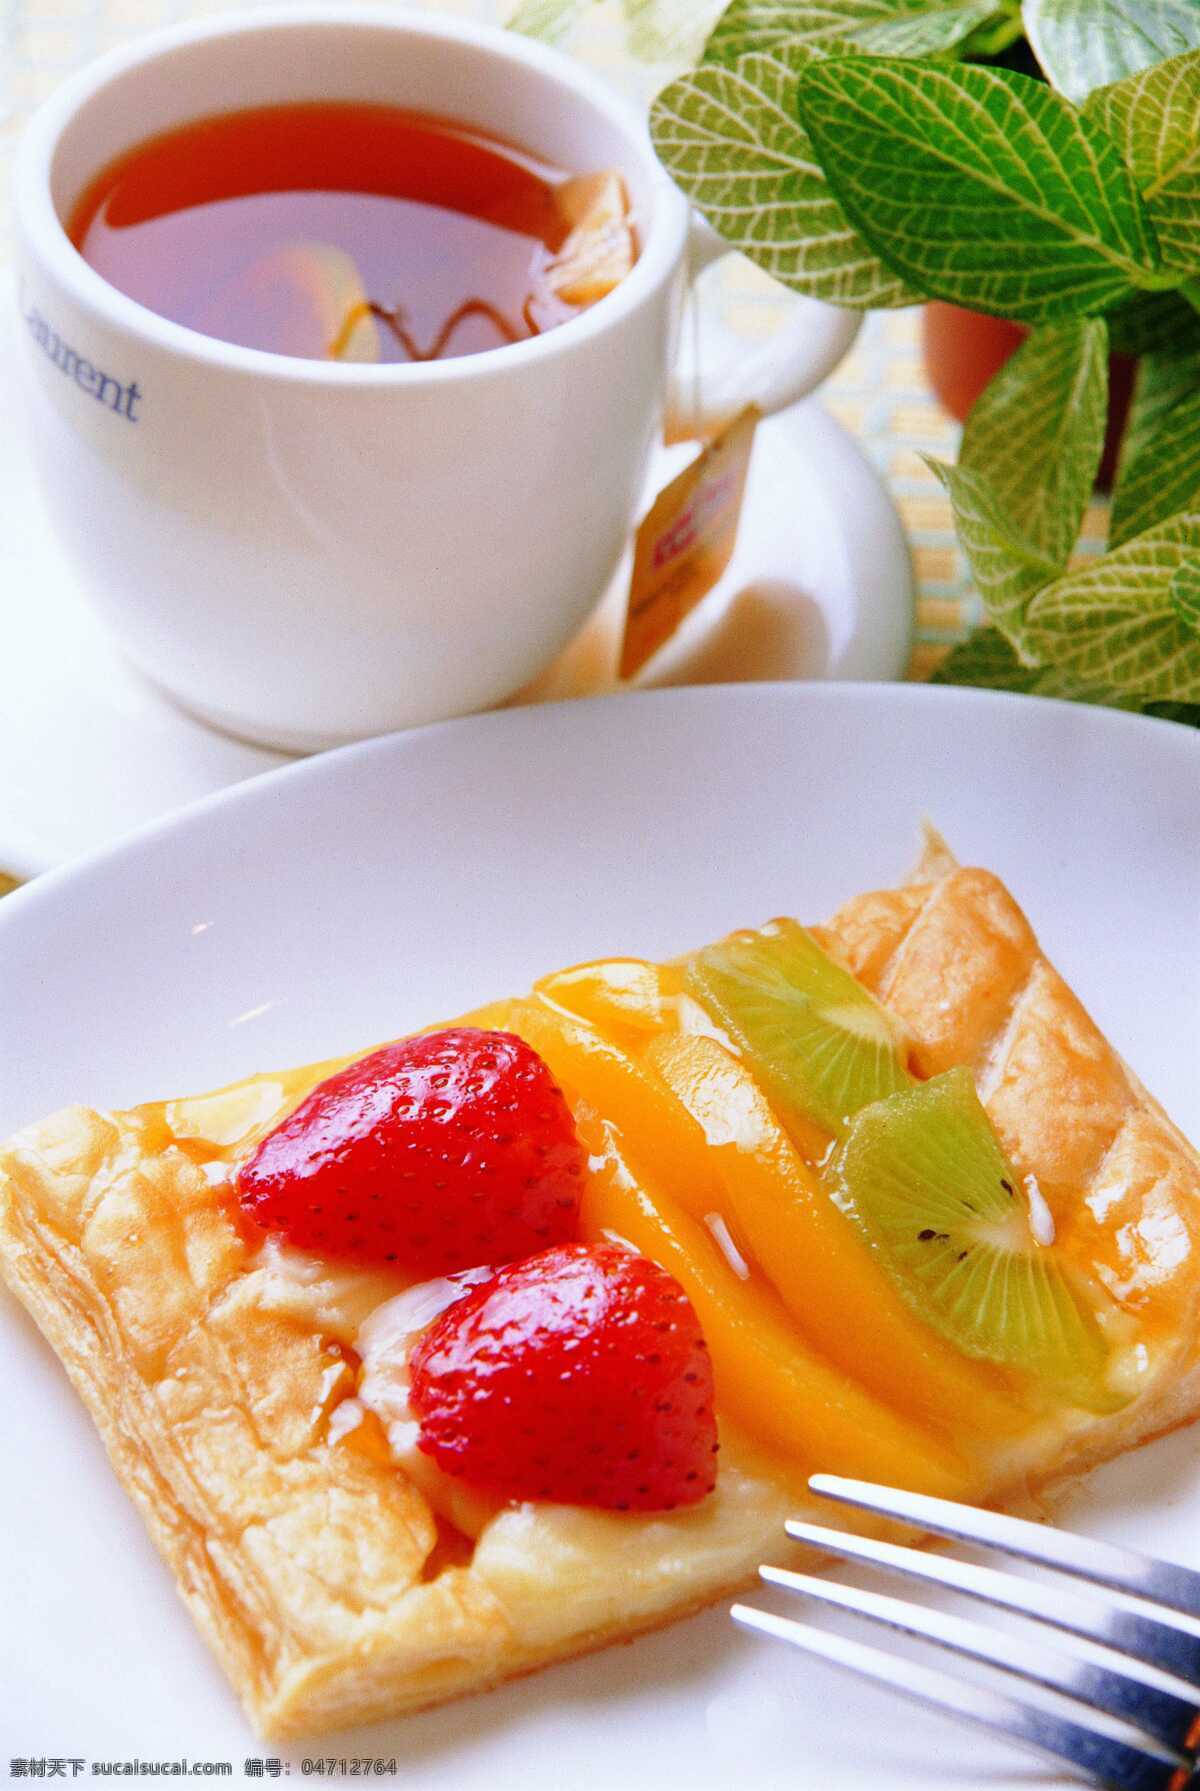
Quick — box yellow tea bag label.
[620,406,759,681]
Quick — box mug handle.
[663,217,862,443]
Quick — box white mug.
[12,7,860,752]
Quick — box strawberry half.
[409,1242,719,1510]
[236,1028,585,1274]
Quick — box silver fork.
[732,1475,1200,1791]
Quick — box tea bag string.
[681,273,705,443]
[329,298,523,361]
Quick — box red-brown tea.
[67,103,622,363]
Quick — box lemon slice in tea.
[546,171,635,307]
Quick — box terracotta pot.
[921,300,1136,490]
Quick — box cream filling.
[355,1272,501,1539]
[246,1238,500,1532]
[673,993,740,1056]
[245,1232,414,1347]
[468,1453,797,1650]
[1024,1171,1056,1247]
[243,1238,808,1648]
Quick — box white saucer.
[1,306,912,875]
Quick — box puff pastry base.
[3,843,1200,1739]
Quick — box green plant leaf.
[928,459,1060,646]
[932,623,1128,698]
[1104,286,1200,352]
[509,0,725,59]
[650,48,917,305]
[1086,51,1200,271]
[932,624,1200,721]
[959,319,1107,564]
[1111,349,1200,543]
[507,0,586,44]
[1118,345,1200,459]
[1024,510,1200,699]
[1024,0,1200,105]
[1169,556,1200,627]
[853,1,1010,51]
[703,0,1007,61]
[624,0,730,61]
[1112,379,1200,544]
[1131,695,1200,718]
[931,625,1047,691]
[956,10,1028,54]
[795,58,1160,319]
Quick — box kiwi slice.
[684,919,911,1137]
[830,1067,1117,1410]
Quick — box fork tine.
[810,1475,1200,1622]
[784,1520,1200,1691]
[760,1563,1198,1757]
[731,1603,1189,1791]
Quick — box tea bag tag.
[619,406,760,681]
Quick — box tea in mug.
[67,103,636,363]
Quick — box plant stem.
[969,15,1025,56]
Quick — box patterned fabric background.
[0,0,1111,824]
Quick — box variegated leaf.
[1024,0,1200,105]
[1118,346,1200,464]
[1024,511,1200,699]
[796,57,1159,319]
[508,0,586,44]
[1169,556,1200,628]
[510,0,725,60]
[928,459,1060,647]
[959,319,1107,565]
[1086,51,1200,271]
[624,0,729,61]
[1111,373,1200,545]
[650,48,917,306]
[703,0,1006,61]
[1104,287,1200,353]
[932,625,1200,722]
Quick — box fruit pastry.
[3,832,1200,1740]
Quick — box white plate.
[1,305,911,875]
[3,684,1199,1790]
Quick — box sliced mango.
[578,1113,977,1500]
[534,957,683,1048]
[504,996,726,1217]
[646,1032,1029,1438]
